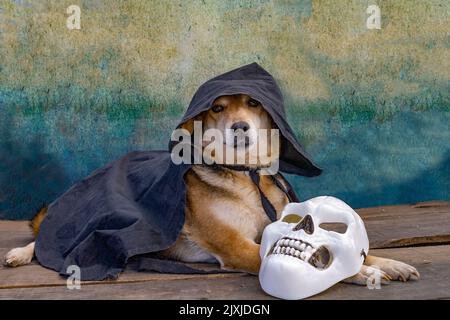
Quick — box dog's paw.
[4,246,33,267]
[343,265,391,286]
[370,258,420,282]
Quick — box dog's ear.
[180,112,205,134]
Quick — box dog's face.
[182,94,279,168]
[203,94,273,148]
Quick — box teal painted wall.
[0,0,449,219]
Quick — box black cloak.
[35,63,321,280]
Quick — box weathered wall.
[0,0,449,219]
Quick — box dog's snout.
[231,121,250,132]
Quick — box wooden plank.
[0,200,449,293]
[0,261,244,290]
[0,245,449,300]
[356,201,450,248]
[0,222,238,289]
[2,201,449,251]
[0,221,31,232]
[315,244,450,300]
[0,245,238,289]
[0,221,34,250]
[411,201,450,208]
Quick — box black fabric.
[35,62,321,280]
[134,255,238,274]
[272,174,300,203]
[249,170,278,223]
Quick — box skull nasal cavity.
[231,121,250,132]
[293,214,314,234]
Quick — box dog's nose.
[292,214,314,235]
[231,121,250,132]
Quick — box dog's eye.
[211,105,224,113]
[248,98,260,107]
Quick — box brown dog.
[5,94,419,284]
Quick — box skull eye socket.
[282,214,302,223]
[319,223,348,234]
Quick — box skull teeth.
[270,237,332,270]
[271,237,316,263]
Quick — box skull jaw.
[259,254,361,300]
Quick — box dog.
[5,94,419,285]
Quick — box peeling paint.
[0,0,449,218]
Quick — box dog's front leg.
[364,255,420,282]
[219,239,261,275]
[342,265,391,285]
[198,226,261,275]
[343,254,420,285]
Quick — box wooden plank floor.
[0,200,449,299]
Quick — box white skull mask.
[259,196,369,300]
